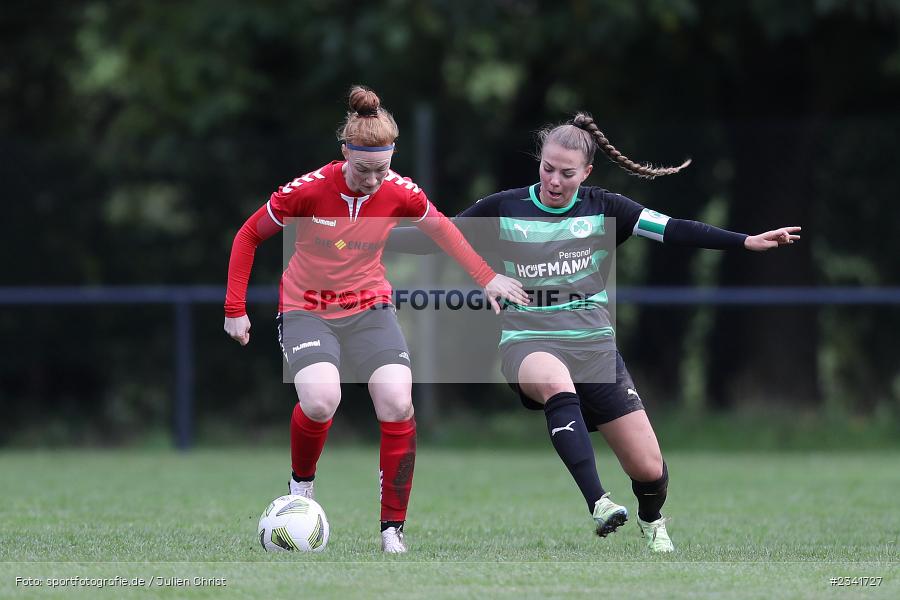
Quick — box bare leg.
[597,410,663,482]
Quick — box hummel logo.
[513,223,531,238]
[551,420,576,436]
[312,215,336,227]
[627,388,640,398]
[292,340,321,353]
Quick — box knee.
[525,381,576,404]
[540,382,576,402]
[369,367,413,421]
[631,454,665,483]
[374,391,414,422]
[298,385,341,421]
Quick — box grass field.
[1,448,897,599]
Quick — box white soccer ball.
[257,494,330,552]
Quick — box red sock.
[379,417,417,522]
[290,403,332,479]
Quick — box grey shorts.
[276,304,411,383]
[500,340,644,428]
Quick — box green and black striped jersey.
[453,183,656,347]
[386,183,747,348]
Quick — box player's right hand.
[744,226,802,251]
[224,315,251,346]
[484,273,530,315]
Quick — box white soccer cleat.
[381,526,407,553]
[638,516,674,552]
[288,478,315,500]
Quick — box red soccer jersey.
[225,160,494,319]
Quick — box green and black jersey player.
[387,112,800,552]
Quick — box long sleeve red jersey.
[225,161,495,318]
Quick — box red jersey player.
[223,86,527,553]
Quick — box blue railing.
[3,285,899,449]
[5,285,900,305]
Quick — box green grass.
[0,448,897,598]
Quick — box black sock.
[543,391,605,512]
[632,461,668,522]
[291,471,314,483]
[380,520,404,532]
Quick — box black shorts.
[500,341,644,429]
[276,304,411,383]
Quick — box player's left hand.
[744,226,801,251]
[484,273,530,315]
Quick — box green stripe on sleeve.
[638,218,666,235]
[634,208,670,242]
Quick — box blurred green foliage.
[1,0,899,445]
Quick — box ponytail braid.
[572,113,691,179]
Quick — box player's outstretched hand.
[484,273,529,315]
[224,315,251,346]
[744,226,801,251]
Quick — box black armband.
[664,219,748,250]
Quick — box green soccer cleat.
[638,516,674,552]
[592,493,628,537]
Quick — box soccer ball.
[257,494,330,552]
